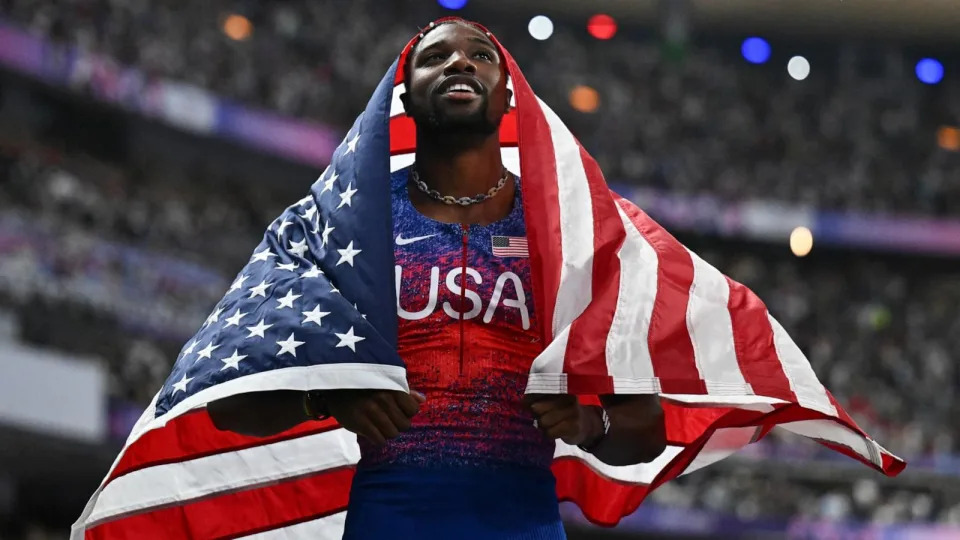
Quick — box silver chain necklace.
[410,167,510,207]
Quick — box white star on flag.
[220,349,248,371]
[251,248,276,262]
[252,248,276,263]
[276,289,303,310]
[302,305,331,327]
[276,333,305,357]
[182,340,198,356]
[228,274,249,293]
[196,341,221,361]
[246,318,273,339]
[204,306,224,327]
[224,309,248,328]
[275,219,293,239]
[334,326,365,352]
[337,182,358,209]
[353,303,367,320]
[276,261,299,272]
[321,172,339,195]
[337,241,361,266]
[321,221,335,247]
[346,132,360,154]
[299,205,317,221]
[171,373,193,394]
[288,238,309,258]
[249,280,272,298]
[301,266,323,279]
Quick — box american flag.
[491,235,529,258]
[73,17,904,540]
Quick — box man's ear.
[399,92,412,117]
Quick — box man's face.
[402,23,511,137]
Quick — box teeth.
[446,83,475,94]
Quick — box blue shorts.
[342,465,566,540]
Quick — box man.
[208,19,666,540]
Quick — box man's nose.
[443,51,477,75]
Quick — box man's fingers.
[394,391,423,418]
[368,406,401,440]
[529,395,577,416]
[537,407,579,430]
[353,417,386,446]
[383,397,413,433]
[545,420,579,441]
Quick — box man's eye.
[475,51,494,61]
[424,53,447,63]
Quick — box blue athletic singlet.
[342,168,566,540]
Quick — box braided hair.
[401,18,494,88]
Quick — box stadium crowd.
[2,0,959,532]
[3,0,960,216]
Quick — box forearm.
[587,395,667,466]
[207,390,309,438]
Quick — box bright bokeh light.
[916,58,944,84]
[223,14,253,41]
[569,85,600,113]
[790,227,814,257]
[938,126,960,151]
[587,14,617,40]
[787,56,810,81]
[741,37,771,64]
[528,15,554,41]
[437,0,468,9]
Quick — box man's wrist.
[577,405,609,452]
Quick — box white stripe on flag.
[390,147,521,176]
[536,97,595,338]
[554,441,683,485]
[685,249,752,395]
[239,512,347,540]
[777,419,882,467]
[84,428,360,527]
[605,203,659,389]
[767,314,837,417]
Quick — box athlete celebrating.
[209,19,666,539]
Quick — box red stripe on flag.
[388,114,518,155]
[107,410,340,484]
[725,278,796,402]
[499,49,562,346]
[561,149,625,394]
[617,200,706,394]
[86,467,354,540]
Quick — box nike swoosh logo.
[395,233,437,246]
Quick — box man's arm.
[207,390,313,438]
[527,394,666,466]
[208,389,425,442]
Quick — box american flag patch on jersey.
[492,235,529,258]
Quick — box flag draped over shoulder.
[73,17,904,540]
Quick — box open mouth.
[437,77,484,101]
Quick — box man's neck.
[413,134,504,198]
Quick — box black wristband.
[577,407,610,453]
[302,390,330,420]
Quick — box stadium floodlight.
[437,0,468,10]
[741,37,771,64]
[528,15,554,41]
[787,56,810,81]
[916,58,944,85]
